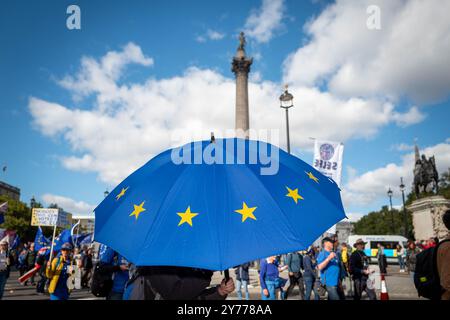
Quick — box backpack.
[90,263,114,297]
[414,239,450,300]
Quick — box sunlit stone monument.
[232,32,253,139]
[407,144,450,240]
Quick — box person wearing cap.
[317,237,342,300]
[46,242,74,300]
[349,239,376,300]
[0,239,13,300]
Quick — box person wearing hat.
[317,237,342,300]
[349,239,376,300]
[46,242,74,300]
[0,239,13,300]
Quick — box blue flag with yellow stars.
[53,228,72,252]
[34,227,50,251]
[94,138,346,271]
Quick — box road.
[2,265,422,300]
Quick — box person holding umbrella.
[124,266,234,300]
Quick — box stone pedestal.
[407,195,450,241]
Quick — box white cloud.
[391,143,415,152]
[42,194,95,216]
[244,0,285,43]
[29,43,430,186]
[345,212,365,223]
[206,29,225,40]
[195,29,225,43]
[283,0,450,105]
[343,141,450,207]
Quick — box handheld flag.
[53,228,72,252]
[34,227,50,251]
[11,234,20,249]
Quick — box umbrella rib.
[240,160,304,245]
[278,160,346,218]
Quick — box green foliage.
[0,195,66,242]
[353,205,414,239]
[0,195,35,241]
[355,167,450,240]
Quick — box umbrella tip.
[210,132,215,143]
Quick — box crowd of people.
[0,240,94,300]
[0,210,449,300]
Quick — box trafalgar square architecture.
[407,144,450,240]
[232,32,253,139]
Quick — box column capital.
[232,56,253,74]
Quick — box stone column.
[232,33,253,139]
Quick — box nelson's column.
[232,32,253,139]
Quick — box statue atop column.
[232,32,253,139]
[413,143,439,197]
[238,31,246,51]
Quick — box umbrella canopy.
[94,138,346,270]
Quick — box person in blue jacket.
[259,256,287,300]
[303,248,320,300]
[98,244,129,300]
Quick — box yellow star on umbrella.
[235,202,257,222]
[177,206,199,227]
[129,201,146,220]
[116,187,129,200]
[305,171,319,183]
[286,186,304,204]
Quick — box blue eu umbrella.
[94,138,346,272]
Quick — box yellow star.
[235,202,257,222]
[286,186,304,204]
[305,171,319,183]
[129,201,146,220]
[116,187,129,200]
[177,206,199,227]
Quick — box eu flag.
[94,138,346,270]
[53,228,72,251]
[34,227,50,251]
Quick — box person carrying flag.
[46,242,74,300]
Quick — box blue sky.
[1,0,449,220]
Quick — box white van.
[347,235,408,263]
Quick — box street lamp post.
[387,188,395,234]
[279,85,294,154]
[399,178,408,238]
[30,196,36,209]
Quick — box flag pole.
[48,223,57,264]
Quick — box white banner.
[31,208,72,228]
[313,139,344,235]
[313,140,344,187]
[31,208,59,227]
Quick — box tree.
[353,205,414,239]
[0,195,35,241]
[355,167,450,240]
